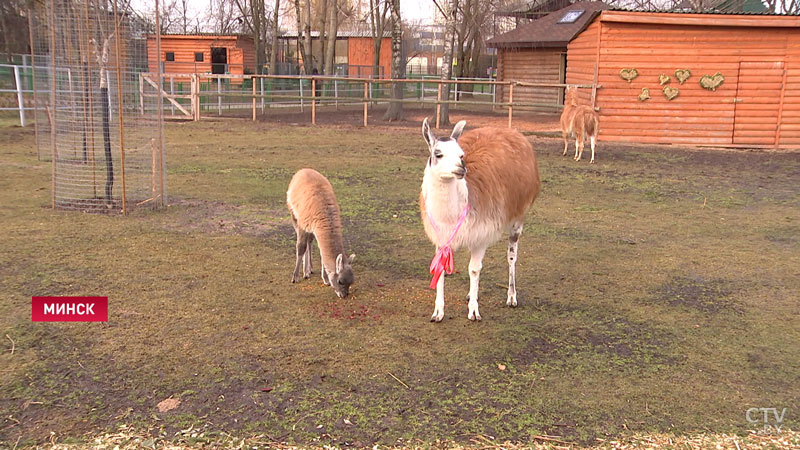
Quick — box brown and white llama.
[560,85,599,163]
[420,118,540,321]
[287,168,355,298]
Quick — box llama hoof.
[303,273,311,279]
[506,296,518,307]
[291,276,299,283]
[468,310,482,321]
[590,159,595,164]
[430,310,444,322]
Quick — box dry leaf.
[157,397,180,412]
[497,363,506,371]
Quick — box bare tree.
[435,0,457,126]
[382,0,403,121]
[323,0,338,74]
[268,0,281,74]
[368,0,389,76]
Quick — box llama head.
[422,118,467,181]
[330,253,356,298]
[564,85,578,105]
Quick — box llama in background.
[561,86,600,163]
[287,168,355,298]
[420,119,540,321]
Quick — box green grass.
[1,118,799,448]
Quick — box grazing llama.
[287,168,355,298]
[560,85,600,163]
[420,118,540,321]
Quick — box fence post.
[436,83,442,129]
[192,74,200,121]
[252,76,257,121]
[138,73,144,115]
[260,77,265,112]
[334,79,338,110]
[14,65,26,127]
[311,77,316,125]
[217,76,222,116]
[507,83,514,129]
[300,78,304,113]
[170,76,175,116]
[363,81,368,127]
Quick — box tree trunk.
[324,0,337,75]
[370,0,387,78]
[382,0,403,121]
[435,0,457,127]
[269,0,280,74]
[293,0,306,73]
[304,0,313,72]
[319,0,328,72]
[252,0,262,74]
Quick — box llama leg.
[431,265,446,322]
[303,234,314,278]
[507,222,523,307]
[575,134,583,161]
[562,131,569,156]
[590,136,596,164]
[320,244,330,285]
[292,230,310,283]
[467,245,488,321]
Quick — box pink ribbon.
[427,204,471,289]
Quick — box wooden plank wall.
[347,37,391,78]
[146,36,250,76]
[565,20,600,106]
[575,18,798,146]
[780,31,800,146]
[497,48,563,110]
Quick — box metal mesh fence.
[33,0,166,213]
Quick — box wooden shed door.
[733,61,785,145]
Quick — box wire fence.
[31,0,166,214]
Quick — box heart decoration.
[619,68,639,83]
[675,69,691,84]
[638,88,651,102]
[659,74,670,85]
[700,72,725,91]
[663,86,679,101]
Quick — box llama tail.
[584,111,599,138]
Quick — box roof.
[488,1,608,48]
[148,34,251,40]
[278,30,392,38]
[600,10,800,26]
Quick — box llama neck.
[423,170,469,229]
[318,224,345,271]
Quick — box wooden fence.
[138,73,597,128]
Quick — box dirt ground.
[1,115,799,449]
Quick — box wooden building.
[146,34,256,76]
[490,5,800,148]
[487,1,608,110]
[277,32,391,77]
[567,11,800,147]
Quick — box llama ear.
[451,120,467,140]
[422,117,436,149]
[348,253,356,264]
[336,253,344,274]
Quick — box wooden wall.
[565,20,599,106]
[567,13,800,147]
[146,36,252,76]
[347,37,391,78]
[781,33,800,146]
[496,48,564,110]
